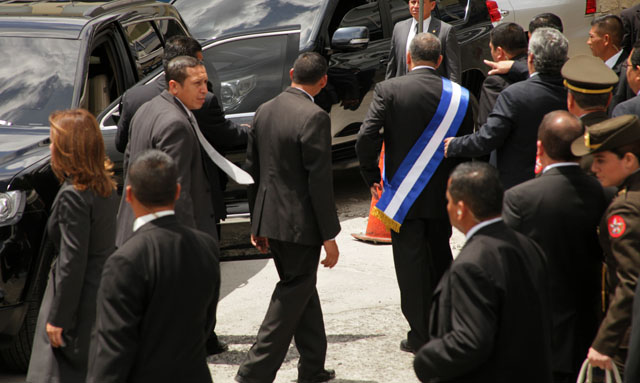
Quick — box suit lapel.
[428,17,441,36]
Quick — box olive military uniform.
[572,115,640,373]
[593,171,640,370]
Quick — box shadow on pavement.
[219,259,269,300]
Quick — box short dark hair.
[291,52,328,85]
[163,35,202,68]
[165,55,202,86]
[490,22,527,57]
[538,110,584,161]
[612,140,640,160]
[631,41,640,68]
[128,150,178,207]
[448,162,503,220]
[591,14,624,48]
[409,33,442,64]
[529,13,563,34]
[570,90,611,110]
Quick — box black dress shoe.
[206,338,229,355]
[298,369,336,383]
[400,339,417,354]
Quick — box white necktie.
[187,113,254,185]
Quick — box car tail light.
[586,0,597,14]
[486,1,502,23]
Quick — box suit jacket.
[625,281,640,383]
[356,67,474,220]
[621,4,640,53]
[116,91,217,246]
[503,165,606,376]
[477,53,527,126]
[116,77,248,221]
[26,182,117,383]
[592,171,640,364]
[612,94,640,117]
[246,87,341,246]
[447,73,567,189]
[87,215,220,383]
[414,221,552,382]
[386,17,461,82]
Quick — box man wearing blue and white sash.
[356,33,474,354]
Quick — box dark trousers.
[237,239,326,383]
[390,217,452,349]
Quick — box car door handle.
[379,58,388,65]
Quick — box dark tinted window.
[155,18,188,41]
[0,37,79,126]
[173,0,324,51]
[202,34,289,114]
[389,0,411,26]
[123,21,163,76]
[337,1,383,41]
[438,0,468,24]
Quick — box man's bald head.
[538,110,584,162]
[409,32,442,65]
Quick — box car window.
[155,18,188,42]
[202,33,292,114]
[122,21,164,77]
[0,37,79,127]
[333,1,383,41]
[173,0,323,51]
[389,0,411,26]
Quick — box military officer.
[571,115,640,377]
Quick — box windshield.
[173,0,324,51]
[0,37,79,127]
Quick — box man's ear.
[125,185,134,204]
[435,54,443,69]
[536,140,544,158]
[168,79,179,95]
[289,68,295,82]
[174,183,181,202]
[406,51,413,70]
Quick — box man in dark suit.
[357,33,474,354]
[477,22,528,127]
[414,162,552,383]
[87,150,220,383]
[613,44,640,117]
[483,13,563,84]
[445,27,568,190]
[116,35,247,225]
[589,15,628,78]
[116,55,215,244]
[502,111,607,383]
[385,0,460,82]
[235,52,341,383]
[622,4,640,53]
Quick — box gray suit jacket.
[612,94,640,117]
[246,87,341,246]
[116,91,217,246]
[385,17,461,82]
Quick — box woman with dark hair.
[26,109,117,383]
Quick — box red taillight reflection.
[486,1,502,23]
[586,0,597,14]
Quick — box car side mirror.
[331,26,369,52]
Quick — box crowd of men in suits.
[52,1,640,382]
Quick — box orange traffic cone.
[351,144,392,244]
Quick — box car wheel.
[0,237,56,372]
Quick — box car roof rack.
[83,0,151,17]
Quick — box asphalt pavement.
[0,168,465,382]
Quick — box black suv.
[170,0,494,168]
[0,0,194,370]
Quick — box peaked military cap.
[561,54,619,94]
[572,114,640,156]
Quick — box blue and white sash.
[373,78,469,232]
